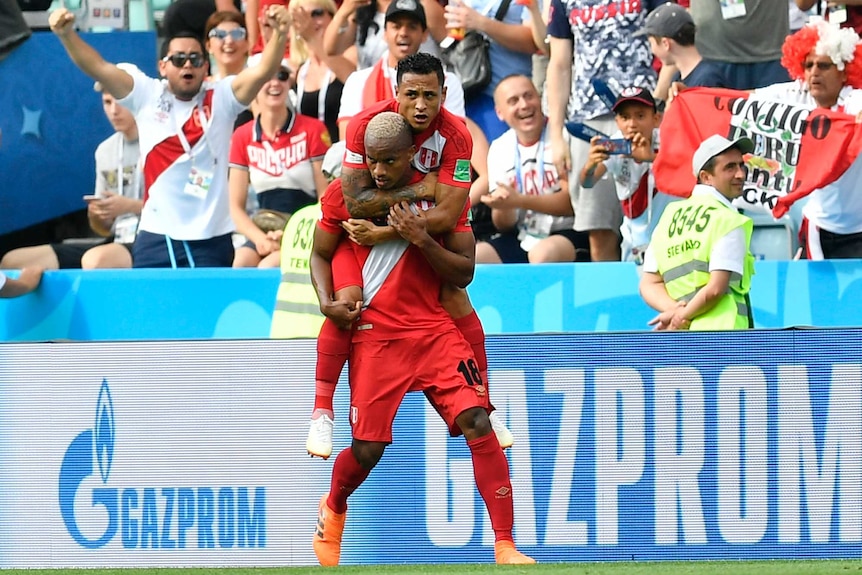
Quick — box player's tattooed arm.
[341,166,436,219]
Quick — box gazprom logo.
[59,379,267,550]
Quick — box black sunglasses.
[208,27,247,41]
[162,52,207,68]
[276,68,290,82]
[309,8,328,17]
[804,60,836,71]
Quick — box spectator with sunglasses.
[289,0,358,142]
[228,62,330,267]
[204,11,250,80]
[49,5,293,268]
[753,19,862,259]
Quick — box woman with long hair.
[289,0,357,141]
[228,63,330,267]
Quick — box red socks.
[314,318,351,415]
[327,447,371,514]
[467,432,514,542]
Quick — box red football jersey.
[342,99,474,190]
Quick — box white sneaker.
[489,412,514,449]
[306,414,334,459]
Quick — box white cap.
[322,140,346,180]
[692,134,755,177]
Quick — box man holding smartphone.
[579,86,680,264]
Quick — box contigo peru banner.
[654,87,862,217]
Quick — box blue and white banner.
[0,332,859,567]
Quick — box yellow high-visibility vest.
[650,193,755,330]
[270,203,325,339]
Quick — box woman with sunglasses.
[288,0,357,142]
[228,64,331,267]
[204,11,251,80]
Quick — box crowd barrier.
[0,331,860,567]
[1,260,862,341]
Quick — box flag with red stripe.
[142,90,215,201]
[653,87,862,217]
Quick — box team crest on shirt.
[155,93,173,122]
[417,148,439,169]
[412,131,446,173]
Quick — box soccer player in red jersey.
[310,111,535,566]
[305,53,513,459]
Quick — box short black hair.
[667,22,696,46]
[697,156,717,183]
[396,52,445,88]
[160,31,206,59]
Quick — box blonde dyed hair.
[365,112,413,149]
[288,0,337,70]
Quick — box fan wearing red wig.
[756,17,862,260]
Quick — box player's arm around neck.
[49,8,133,99]
[231,5,290,105]
[341,167,438,219]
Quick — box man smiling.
[754,18,862,259]
[640,134,756,331]
[49,4,291,268]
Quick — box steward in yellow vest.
[270,202,325,338]
[640,135,756,330]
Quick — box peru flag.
[653,87,862,217]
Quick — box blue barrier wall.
[2,260,862,341]
[0,31,157,235]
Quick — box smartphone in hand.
[597,137,632,156]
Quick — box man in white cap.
[639,134,756,331]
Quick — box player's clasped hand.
[388,201,428,245]
[322,298,362,330]
[342,219,383,246]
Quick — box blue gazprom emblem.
[95,381,115,484]
[59,378,119,548]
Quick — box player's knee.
[351,439,385,470]
[456,407,491,439]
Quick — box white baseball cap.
[692,134,754,177]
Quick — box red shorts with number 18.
[347,329,490,443]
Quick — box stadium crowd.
[6,0,862,278]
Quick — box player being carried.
[310,111,535,566]
[305,53,513,459]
